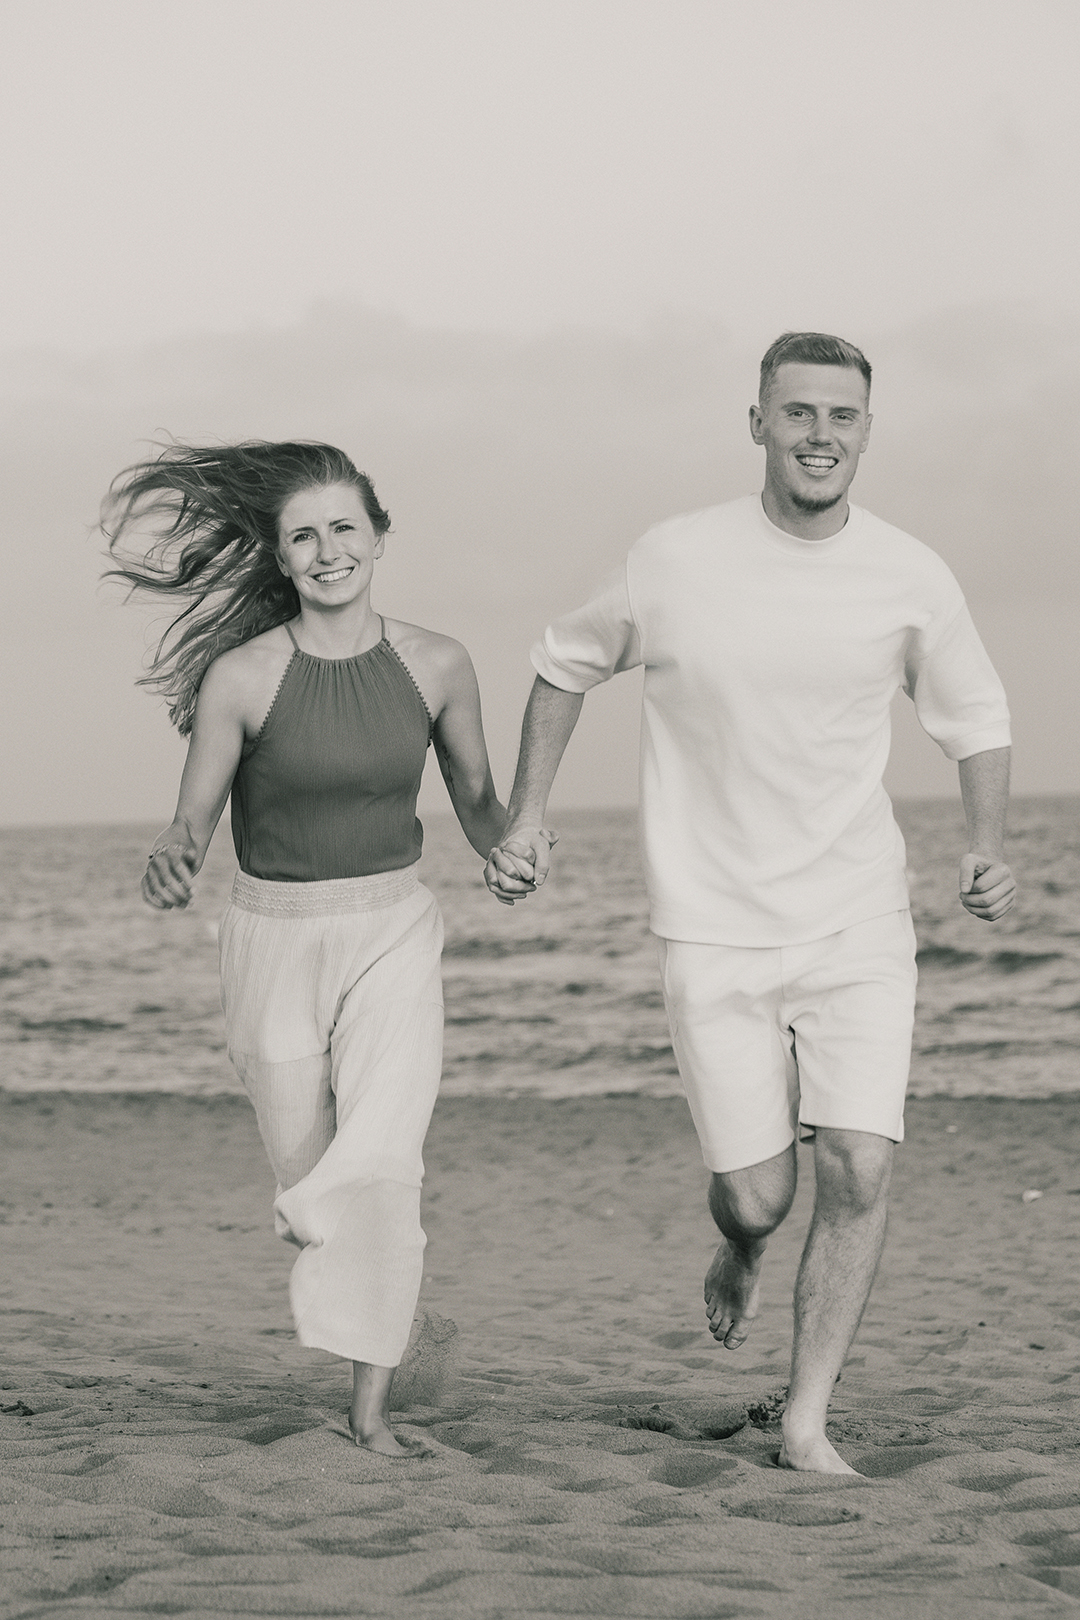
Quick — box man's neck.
[761,487,851,543]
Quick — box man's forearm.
[504,677,584,831]
[957,746,1011,857]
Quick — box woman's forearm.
[451,787,509,860]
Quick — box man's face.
[750,363,872,517]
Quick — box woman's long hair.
[102,441,391,734]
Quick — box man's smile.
[795,455,839,474]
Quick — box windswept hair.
[102,441,390,734]
[759,332,872,404]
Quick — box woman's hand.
[138,647,251,912]
[142,840,197,909]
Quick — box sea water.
[1,799,1077,1099]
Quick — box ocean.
[1,799,1077,1100]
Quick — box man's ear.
[748,401,765,445]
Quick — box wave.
[456,1040,677,1070]
[987,950,1064,974]
[915,946,981,969]
[443,936,563,959]
[916,945,1064,974]
[0,957,50,980]
[15,1016,126,1034]
[446,1013,557,1027]
[916,1037,1078,1058]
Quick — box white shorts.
[657,911,918,1174]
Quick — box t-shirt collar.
[756,495,863,556]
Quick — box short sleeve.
[531,565,643,693]
[905,604,1011,760]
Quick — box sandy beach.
[2,1089,1079,1618]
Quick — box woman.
[105,440,525,1456]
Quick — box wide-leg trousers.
[219,865,444,1367]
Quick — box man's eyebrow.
[779,400,863,413]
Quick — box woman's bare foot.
[778,1413,859,1475]
[704,1236,765,1348]
[348,1360,432,1458]
[347,1413,433,1458]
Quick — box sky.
[2,0,1078,826]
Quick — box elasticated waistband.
[230,864,419,917]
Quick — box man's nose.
[807,414,833,443]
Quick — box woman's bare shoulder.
[200,625,294,722]
[209,624,293,677]
[383,619,475,718]
[384,618,470,673]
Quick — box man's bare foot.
[778,1415,859,1475]
[348,1414,433,1459]
[704,1236,765,1348]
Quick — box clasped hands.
[485,827,559,906]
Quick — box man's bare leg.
[779,1127,893,1475]
[705,1146,798,1348]
[349,1362,432,1458]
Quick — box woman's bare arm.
[428,639,510,860]
[141,656,248,910]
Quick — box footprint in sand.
[951,1468,1040,1494]
[730,1497,862,1526]
[615,1400,748,1441]
[646,1453,741,1489]
[854,1445,964,1478]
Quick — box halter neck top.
[229,624,433,882]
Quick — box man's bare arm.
[485,677,584,898]
[957,745,1016,921]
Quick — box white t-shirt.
[532,496,1011,947]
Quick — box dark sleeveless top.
[230,625,432,882]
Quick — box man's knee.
[709,1148,797,1239]
[813,1128,893,1216]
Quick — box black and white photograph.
[2,2,1078,1615]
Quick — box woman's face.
[275,482,384,608]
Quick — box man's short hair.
[759,332,872,404]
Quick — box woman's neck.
[292,598,383,659]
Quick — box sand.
[1,1089,1079,1619]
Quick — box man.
[486,332,1015,1475]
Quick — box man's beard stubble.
[789,488,845,515]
